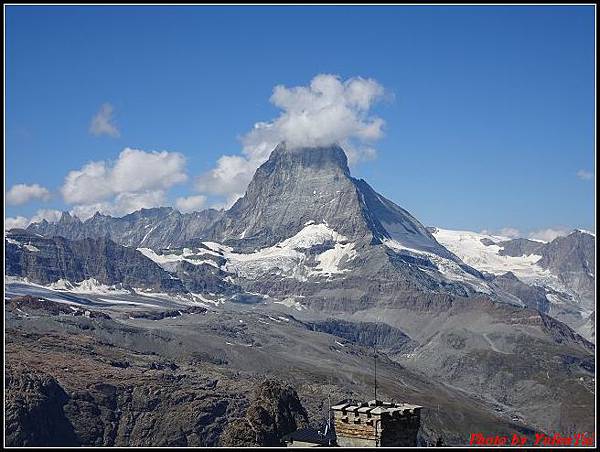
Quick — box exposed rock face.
[305,319,415,354]
[174,260,238,295]
[579,311,595,343]
[4,367,239,447]
[496,238,544,257]
[496,231,595,309]
[500,232,596,341]
[6,295,111,319]
[5,314,314,448]
[353,178,458,260]
[5,329,309,448]
[207,143,375,250]
[5,369,78,446]
[489,272,550,313]
[5,229,185,293]
[5,230,253,302]
[536,231,595,304]
[220,380,309,447]
[26,207,222,250]
[128,306,207,320]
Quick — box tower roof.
[331,399,422,416]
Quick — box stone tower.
[331,399,422,447]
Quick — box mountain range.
[17,143,595,340]
[5,142,595,444]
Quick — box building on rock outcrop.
[284,399,422,447]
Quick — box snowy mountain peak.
[573,228,595,237]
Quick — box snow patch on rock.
[273,297,307,311]
[137,247,220,271]
[384,237,492,293]
[206,223,357,280]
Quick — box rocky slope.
[4,297,310,447]
[5,295,547,446]
[5,363,287,447]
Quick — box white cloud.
[480,227,522,239]
[5,209,63,230]
[196,74,387,206]
[576,169,593,181]
[344,145,378,166]
[60,148,186,220]
[175,195,207,213]
[6,184,51,205]
[244,74,385,152]
[61,161,113,204]
[9,148,188,224]
[70,190,167,221]
[480,226,574,242]
[89,103,120,138]
[498,227,521,239]
[528,228,571,242]
[5,216,29,230]
[195,154,258,207]
[61,148,188,205]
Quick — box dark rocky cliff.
[6,229,185,293]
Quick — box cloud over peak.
[481,226,574,243]
[197,74,387,207]
[527,227,572,242]
[243,74,385,152]
[175,195,207,213]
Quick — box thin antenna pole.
[374,345,378,402]
[327,390,331,435]
[325,377,332,445]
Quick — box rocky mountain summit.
[206,143,456,259]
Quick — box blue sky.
[5,5,596,238]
